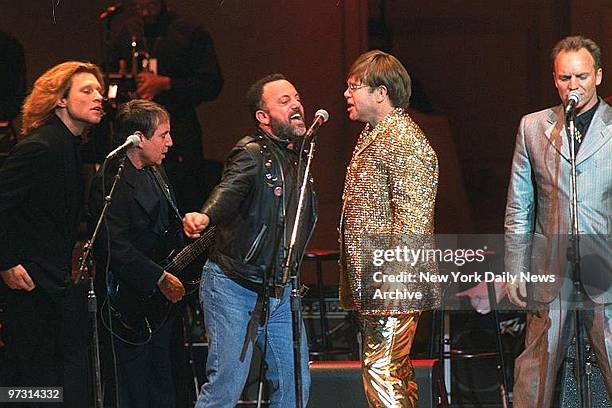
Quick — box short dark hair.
[551,35,602,71]
[246,73,287,124]
[347,50,412,108]
[114,99,169,143]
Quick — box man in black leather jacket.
[183,74,316,407]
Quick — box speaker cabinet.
[302,297,360,360]
[309,359,445,408]
[308,361,365,407]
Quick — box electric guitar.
[101,226,217,344]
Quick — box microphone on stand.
[99,3,124,21]
[304,109,330,139]
[105,134,141,160]
[565,90,581,115]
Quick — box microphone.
[99,3,123,21]
[304,109,330,139]
[565,90,581,115]
[105,134,140,160]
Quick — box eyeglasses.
[346,83,369,92]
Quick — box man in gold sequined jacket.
[340,50,439,408]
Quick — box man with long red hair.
[0,61,104,407]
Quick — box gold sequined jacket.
[339,108,440,315]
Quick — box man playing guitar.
[89,99,185,408]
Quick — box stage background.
[2,0,611,274]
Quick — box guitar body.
[101,227,216,344]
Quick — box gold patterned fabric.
[339,108,440,315]
[360,313,420,408]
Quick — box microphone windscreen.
[568,90,581,103]
[126,134,141,146]
[315,109,330,123]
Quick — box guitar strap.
[150,165,182,222]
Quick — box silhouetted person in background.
[110,0,223,213]
[0,31,26,152]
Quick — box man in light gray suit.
[505,35,611,407]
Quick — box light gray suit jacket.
[505,99,612,304]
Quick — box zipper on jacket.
[244,224,268,263]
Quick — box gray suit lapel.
[544,106,570,161]
[577,101,612,165]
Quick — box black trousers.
[112,314,177,408]
[2,283,91,407]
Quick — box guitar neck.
[165,226,216,274]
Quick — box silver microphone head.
[315,109,330,123]
[565,90,581,114]
[567,90,581,104]
[126,134,141,147]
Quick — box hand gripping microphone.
[564,90,581,115]
[105,134,141,160]
[304,109,330,138]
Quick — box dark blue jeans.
[195,260,310,407]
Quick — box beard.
[269,115,306,141]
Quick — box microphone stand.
[564,111,591,408]
[75,157,127,408]
[282,135,318,408]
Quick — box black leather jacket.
[201,129,317,290]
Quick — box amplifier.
[302,296,359,360]
[302,296,346,316]
[309,359,446,407]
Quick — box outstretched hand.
[183,212,210,238]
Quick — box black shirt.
[574,99,600,148]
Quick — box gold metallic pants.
[359,313,420,408]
